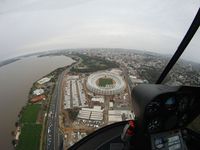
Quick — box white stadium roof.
[86,71,126,95]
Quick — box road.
[121,65,134,111]
[46,71,65,150]
[46,57,81,150]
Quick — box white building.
[108,110,135,123]
[33,89,44,96]
[37,77,51,84]
[108,115,122,122]
[109,102,114,108]
[129,75,144,86]
[91,97,104,103]
[64,80,71,109]
[67,75,79,80]
[64,75,88,109]
[15,127,21,141]
[110,68,123,75]
[78,106,104,121]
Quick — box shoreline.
[11,61,76,149]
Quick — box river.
[0,55,75,150]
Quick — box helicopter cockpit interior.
[68,85,200,150]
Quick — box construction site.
[59,69,135,148]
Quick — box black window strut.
[156,8,200,84]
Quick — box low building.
[108,115,122,123]
[78,110,90,120]
[67,75,79,80]
[110,68,123,75]
[91,97,104,103]
[82,106,103,112]
[129,75,144,86]
[64,95,70,109]
[108,110,135,123]
[33,89,44,96]
[109,102,114,108]
[37,77,51,84]
[78,106,104,121]
[31,95,46,103]
[15,127,21,141]
[90,111,103,121]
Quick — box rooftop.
[33,88,44,96]
[37,77,51,84]
[31,95,46,103]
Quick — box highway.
[46,57,81,150]
[46,71,64,150]
[120,65,135,111]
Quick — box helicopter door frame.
[156,8,200,84]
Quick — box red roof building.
[31,95,46,103]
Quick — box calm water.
[0,55,75,150]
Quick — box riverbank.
[12,63,75,150]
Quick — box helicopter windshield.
[0,1,199,150]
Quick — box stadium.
[86,71,126,95]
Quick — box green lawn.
[20,104,41,123]
[98,78,113,87]
[16,124,42,150]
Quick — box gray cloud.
[0,0,199,61]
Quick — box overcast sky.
[0,0,199,61]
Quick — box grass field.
[98,78,113,87]
[20,104,41,123]
[16,124,42,150]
